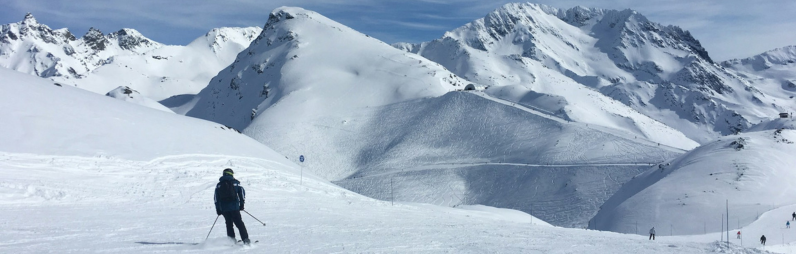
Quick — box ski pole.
[243,210,266,226]
[205,215,220,241]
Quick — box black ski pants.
[222,210,249,240]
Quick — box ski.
[237,240,259,244]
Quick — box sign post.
[299,155,305,185]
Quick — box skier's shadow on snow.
[135,241,199,245]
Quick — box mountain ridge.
[396,2,792,143]
[0,13,261,101]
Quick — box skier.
[737,231,741,239]
[760,235,766,245]
[649,227,656,240]
[792,212,795,221]
[214,168,250,245]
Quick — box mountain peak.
[22,12,38,25]
[111,28,142,37]
[556,5,605,26]
[107,28,158,50]
[83,27,109,51]
[265,7,312,28]
[271,6,311,17]
[85,27,104,37]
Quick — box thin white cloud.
[361,16,450,30]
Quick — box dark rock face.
[558,6,603,27]
[6,31,17,40]
[109,29,154,50]
[83,27,108,51]
[64,31,76,41]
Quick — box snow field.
[0,152,737,253]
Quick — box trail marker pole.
[530,207,533,226]
[299,155,305,185]
[727,200,729,247]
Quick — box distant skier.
[214,168,250,245]
[792,212,795,221]
[761,235,766,245]
[649,227,656,240]
[737,231,741,239]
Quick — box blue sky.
[1,0,794,61]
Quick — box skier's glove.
[216,210,221,215]
[239,204,244,210]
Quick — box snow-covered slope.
[0,66,735,253]
[747,117,796,132]
[105,86,174,113]
[0,67,286,161]
[251,89,684,227]
[724,46,796,74]
[186,7,693,228]
[0,150,738,253]
[398,3,788,143]
[0,13,261,101]
[592,128,796,235]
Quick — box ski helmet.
[223,168,234,176]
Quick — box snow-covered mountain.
[397,3,791,143]
[591,126,796,235]
[187,7,469,131]
[186,6,471,176]
[186,6,694,227]
[0,13,261,101]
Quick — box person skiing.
[792,212,795,221]
[649,227,656,240]
[737,231,741,239]
[214,168,250,245]
[760,235,766,245]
